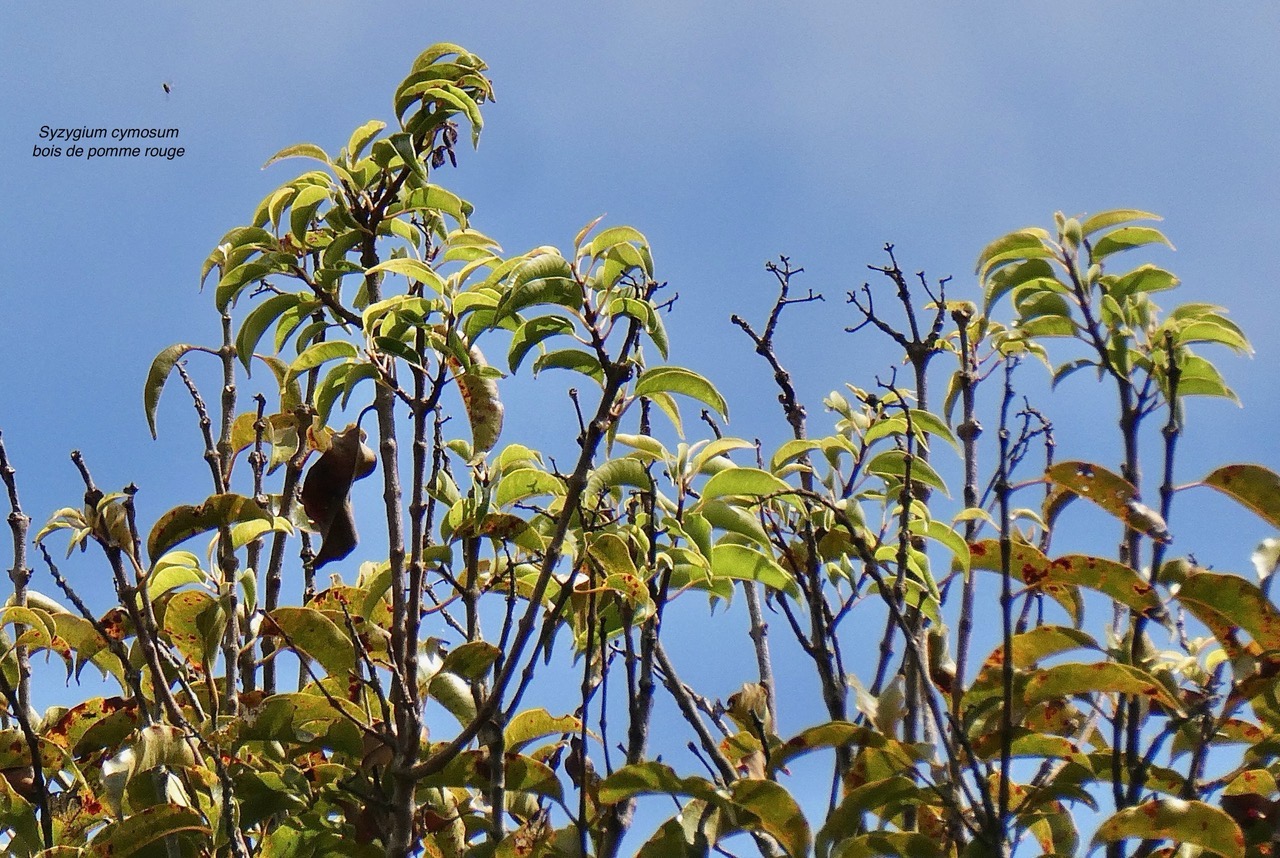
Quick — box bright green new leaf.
[1091,225,1174,261]
[702,468,795,503]
[1079,209,1161,237]
[865,449,950,497]
[634,366,728,420]
[710,543,798,596]
[364,257,446,294]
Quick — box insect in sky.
[161,80,173,97]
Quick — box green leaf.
[865,449,950,497]
[730,779,811,858]
[263,142,332,169]
[586,457,653,498]
[1024,662,1182,713]
[1197,464,1280,529]
[147,493,272,561]
[532,348,604,383]
[598,762,721,805]
[495,468,565,507]
[346,120,386,160]
[364,257,446,295]
[975,227,1052,279]
[1091,799,1243,858]
[702,468,795,502]
[288,183,330,245]
[634,366,728,420]
[504,708,581,751]
[508,315,575,373]
[1091,225,1174,261]
[710,543,798,596]
[287,340,360,383]
[144,343,211,439]
[85,804,211,855]
[265,607,356,678]
[236,293,310,373]
[440,640,500,680]
[1080,209,1161,237]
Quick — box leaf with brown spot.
[1198,464,1280,530]
[1175,569,1280,652]
[1091,798,1244,858]
[300,423,377,568]
[449,342,504,459]
[147,493,273,562]
[1046,461,1170,540]
[1024,662,1182,714]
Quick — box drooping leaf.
[448,342,504,459]
[144,344,212,439]
[299,424,377,568]
[730,779,811,858]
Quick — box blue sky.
[3,1,1280,849]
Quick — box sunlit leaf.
[1197,464,1280,530]
[1091,799,1243,858]
[148,494,272,561]
[634,366,728,420]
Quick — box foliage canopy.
[1,42,1278,858]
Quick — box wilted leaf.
[300,424,377,568]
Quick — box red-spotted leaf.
[1046,461,1168,541]
[1173,569,1280,651]
[1197,464,1280,530]
[1091,799,1243,858]
[1024,662,1182,714]
[148,493,272,562]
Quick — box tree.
[0,41,1277,858]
